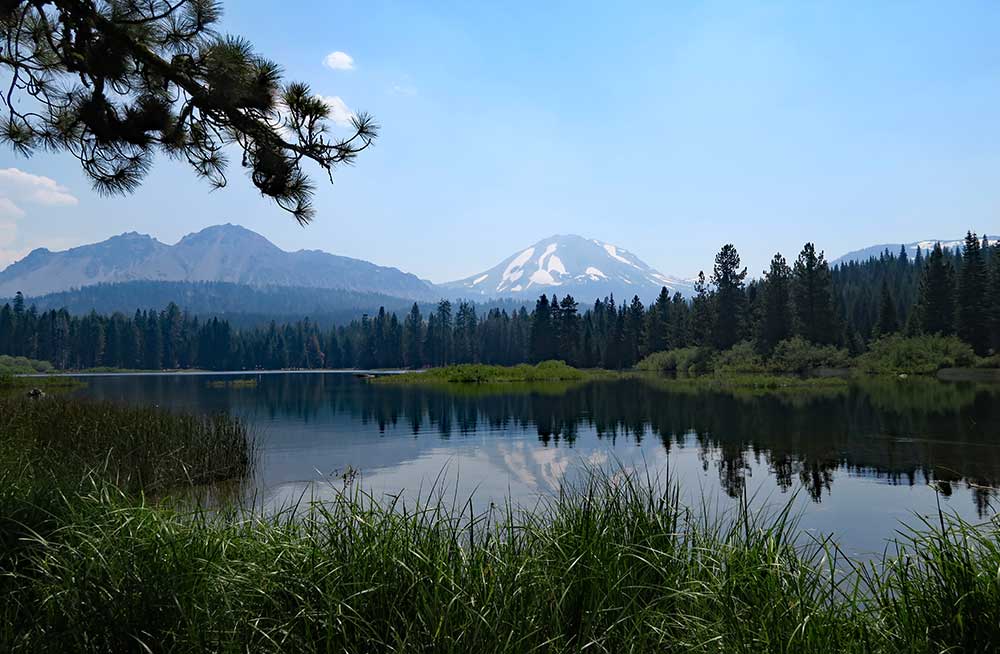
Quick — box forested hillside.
[0,234,991,370]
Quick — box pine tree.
[989,245,1000,351]
[689,271,714,346]
[403,303,424,369]
[710,244,748,349]
[644,287,671,354]
[558,295,581,365]
[758,253,793,352]
[875,280,899,337]
[956,231,990,354]
[623,296,645,366]
[529,295,553,362]
[916,242,956,335]
[0,1,377,223]
[792,243,837,344]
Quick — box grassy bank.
[380,360,617,384]
[2,469,998,652]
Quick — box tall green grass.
[0,396,255,494]
[3,466,999,652]
[382,360,609,384]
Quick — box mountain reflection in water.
[71,372,1000,554]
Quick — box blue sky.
[1,0,999,281]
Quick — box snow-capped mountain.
[440,235,694,302]
[831,238,970,266]
[0,224,438,301]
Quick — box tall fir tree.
[956,231,990,354]
[758,253,793,352]
[689,271,714,346]
[916,242,956,335]
[792,243,837,344]
[989,245,1000,351]
[529,295,554,362]
[403,303,424,369]
[875,280,899,337]
[709,244,748,349]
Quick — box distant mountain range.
[440,234,695,301]
[0,226,696,310]
[0,224,438,301]
[830,238,969,266]
[1,225,987,320]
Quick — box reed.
[3,462,998,652]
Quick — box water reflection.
[71,373,1000,520]
[69,372,1000,555]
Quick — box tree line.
[0,232,995,370]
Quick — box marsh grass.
[0,396,255,494]
[206,378,259,389]
[3,462,999,653]
[381,360,619,384]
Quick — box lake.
[69,372,1000,557]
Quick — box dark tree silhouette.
[0,1,376,223]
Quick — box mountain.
[831,238,968,266]
[440,234,694,302]
[0,224,438,301]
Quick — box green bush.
[636,347,716,375]
[857,335,976,374]
[714,341,766,373]
[0,354,53,375]
[768,337,851,373]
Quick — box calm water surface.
[70,372,1000,556]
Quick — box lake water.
[70,372,1000,557]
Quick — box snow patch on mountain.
[441,234,694,302]
[831,237,979,266]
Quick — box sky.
[1,0,999,281]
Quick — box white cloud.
[0,198,25,219]
[0,169,77,268]
[316,95,355,127]
[323,51,355,71]
[0,168,78,206]
[390,83,418,97]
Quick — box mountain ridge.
[830,237,974,266]
[0,224,438,301]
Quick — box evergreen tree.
[403,303,424,369]
[689,271,714,346]
[989,245,1000,351]
[529,295,555,362]
[792,243,837,344]
[623,296,645,366]
[645,287,672,354]
[710,244,748,349]
[557,295,581,365]
[758,253,793,352]
[956,231,990,354]
[875,280,899,336]
[0,1,377,223]
[916,242,956,336]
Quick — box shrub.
[636,347,716,375]
[714,341,766,373]
[767,337,851,373]
[0,354,53,375]
[857,335,976,374]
